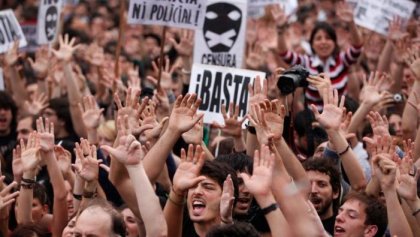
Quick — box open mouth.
[309,196,322,205]
[236,197,251,210]
[334,226,345,234]
[192,200,206,216]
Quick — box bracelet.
[73,193,82,201]
[83,190,97,199]
[260,203,278,215]
[337,145,350,156]
[413,208,420,216]
[20,183,34,189]
[21,178,36,184]
[221,218,233,224]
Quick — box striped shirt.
[280,45,362,110]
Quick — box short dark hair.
[33,183,50,208]
[343,192,387,237]
[206,222,259,237]
[200,160,239,201]
[215,153,253,174]
[303,158,341,195]
[0,91,17,130]
[309,21,339,57]
[48,97,76,135]
[11,223,49,237]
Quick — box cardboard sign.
[354,0,416,36]
[0,10,27,53]
[193,0,247,68]
[248,0,298,18]
[188,63,265,125]
[127,0,207,30]
[21,22,38,52]
[37,0,62,44]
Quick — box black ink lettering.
[238,77,251,117]
[232,75,242,105]
[223,73,232,106]
[195,74,201,94]
[132,4,143,19]
[210,72,222,112]
[199,70,212,110]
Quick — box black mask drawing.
[45,6,58,41]
[203,2,242,52]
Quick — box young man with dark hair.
[0,91,17,157]
[303,158,341,235]
[335,192,387,237]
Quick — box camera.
[277,65,310,95]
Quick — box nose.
[310,182,319,194]
[191,184,204,195]
[335,211,344,223]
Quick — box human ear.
[364,225,378,237]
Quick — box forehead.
[340,199,366,215]
[388,114,402,123]
[17,117,33,128]
[74,208,112,235]
[307,170,331,183]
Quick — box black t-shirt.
[322,215,336,236]
[182,208,199,237]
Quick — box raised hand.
[52,34,79,62]
[387,16,408,42]
[270,4,287,27]
[307,73,332,93]
[405,47,420,80]
[311,87,345,131]
[79,95,104,130]
[182,117,204,145]
[169,29,194,57]
[4,40,20,67]
[73,139,100,182]
[36,117,55,152]
[220,174,234,224]
[372,154,397,190]
[102,133,146,166]
[240,145,275,197]
[172,144,206,195]
[20,132,41,173]
[167,94,203,135]
[146,56,175,90]
[23,92,49,116]
[114,88,147,135]
[246,42,264,70]
[212,103,246,138]
[153,88,171,120]
[54,146,72,177]
[139,102,161,142]
[12,146,23,180]
[367,111,390,137]
[28,47,49,78]
[336,1,354,23]
[0,176,19,210]
[127,64,141,92]
[248,76,268,110]
[397,166,419,203]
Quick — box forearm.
[8,66,28,109]
[254,193,290,237]
[365,176,381,197]
[389,63,404,93]
[143,130,180,183]
[181,56,192,84]
[233,136,246,152]
[72,175,84,213]
[402,82,420,140]
[327,130,366,191]
[201,141,215,160]
[127,165,167,237]
[246,131,259,157]
[86,128,99,145]
[376,40,393,73]
[18,171,37,224]
[349,22,363,47]
[402,200,420,237]
[347,102,373,134]
[274,139,309,193]
[384,189,414,237]
[63,63,86,137]
[406,198,420,227]
[276,31,288,55]
[164,190,185,237]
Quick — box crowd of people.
[0,0,419,236]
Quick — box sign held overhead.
[37,0,63,44]
[0,9,27,53]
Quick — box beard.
[310,194,333,218]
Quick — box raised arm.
[52,34,86,138]
[240,145,290,237]
[0,177,19,237]
[311,87,366,191]
[164,145,206,237]
[36,117,68,237]
[78,95,104,145]
[336,2,363,47]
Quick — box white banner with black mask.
[193,0,247,68]
[37,0,63,44]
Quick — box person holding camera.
[272,3,363,110]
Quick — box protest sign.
[193,0,247,68]
[0,68,4,91]
[127,0,206,30]
[188,63,265,125]
[248,0,298,18]
[346,0,358,9]
[21,22,38,52]
[0,10,27,53]
[354,0,416,36]
[37,0,62,44]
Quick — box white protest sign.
[37,0,62,44]
[128,0,207,30]
[21,22,38,52]
[248,0,298,18]
[346,0,358,9]
[354,0,416,36]
[0,10,27,53]
[188,63,265,125]
[193,0,247,68]
[0,68,4,91]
